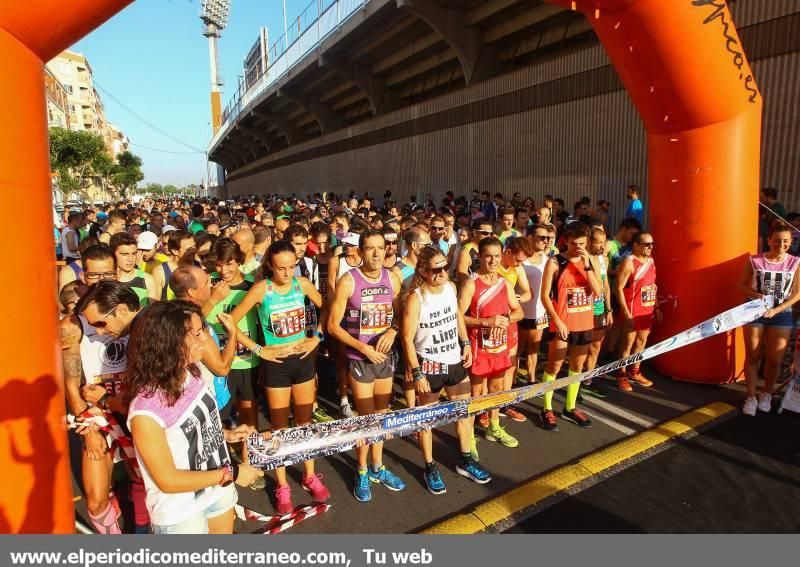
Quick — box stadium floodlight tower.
[201,0,231,134]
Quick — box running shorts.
[261,351,317,389]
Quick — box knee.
[85,489,110,515]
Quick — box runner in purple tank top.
[328,229,406,502]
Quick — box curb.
[420,401,738,534]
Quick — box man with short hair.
[62,212,84,263]
[497,207,521,245]
[151,229,195,301]
[625,185,644,225]
[188,203,205,234]
[253,224,271,262]
[456,220,493,287]
[514,207,530,235]
[285,225,317,287]
[232,228,259,276]
[80,244,117,287]
[429,216,449,255]
[99,210,127,245]
[110,232,158,306]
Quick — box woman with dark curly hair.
[125,300,263,534]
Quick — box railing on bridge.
[210,0,370,152]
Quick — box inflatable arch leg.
[0,0,133,534]
[548,0,761,382]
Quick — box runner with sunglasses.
[63,281,147,534]
[459,236,524,454]
[456,220,494,287]
[429,216,449,255]
[520,224,552,384]
[614,232,661,391]
[382,228,402,270]
[402,246,491,493]
[539,223,603,430]
[581,226,612,398]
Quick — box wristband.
[460,339,471,348]
[584,264,594,271]
[411,367,425,382]
[252,344,263,357]
[219,463,233,487]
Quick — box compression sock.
[88,500,121,535]
[489,418,501,430]
[130,477,150,533]
[542,372,556,411]
[565,370,581,411]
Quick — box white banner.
[249,299,769,470]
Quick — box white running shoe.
[742,396,757,416]
[757,392,773,413]
[340,401,355,419]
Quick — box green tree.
[49,127,107,201]
[145,182,165,195]
[112,150,144,198]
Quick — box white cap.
[137,231,158,250]
[341,232,361,247]
[162,225,178,234]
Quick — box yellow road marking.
[421,402,736,534]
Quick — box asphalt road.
[72,363,757,533]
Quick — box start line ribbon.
[248,298,769,471]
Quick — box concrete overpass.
[209,0,800,212]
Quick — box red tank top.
[623,257,657,317]
[552,256,594,333]
[468,276,512,376]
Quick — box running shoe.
[540,409,558,432]
[616,375,633,392]
[516,368,530,385]
[757,392,773,413]
[354,470,372,502]
[470,436,480,462]
[302,473,331,502]
[312,407,334,423]
[561,408,593,428]
[628,372,653,387]
[340,401,355,419]
[274,484,293,516]
[476,412,490,429]
[500,406,527,422]
[742,396,757,416]
[485,424,519,447]
[423,463,447,495]
[249,476,266,490]
[581,381,607,398]
[456,455,492,484]
[368,465,406,491]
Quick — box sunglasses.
[430,226,445,231]
[638,242,655,247]
[532,235,549,241]
[475,230,492,235]
[430,264,450,274]
[87,306,118,329]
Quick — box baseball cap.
[341,232,361,247]
[137,231,158,250]
[162,225,178,234]
[169,211,179,218]
[96,212,108,220]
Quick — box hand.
[763,307,777,319]
[360,344,387,364]
[258,344,292,363]
[654,308,663,323]
[298,336,321,359]
[217,312,237,336]
[577,248,591,266]
[74,407,104,435]
[485,314,509,329]
[606,311,614,327]
[623,312,635,328]
[555,319,569,341]
[224,424,257,443]
[415,377,431,395]
[210,281,230,304]
[233,463,264,488]
[375,329,397,354]
[403,366,414,384]
[462,345,473,369]
[81,384,107,405]
[83,429,108,461]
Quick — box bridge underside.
[210,0,800,213]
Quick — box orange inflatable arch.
[0,0,760,532]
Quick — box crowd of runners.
[53,184,797,534]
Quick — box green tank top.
[257,278,307,346]
[124,269,150,307]
[206,274,260,369]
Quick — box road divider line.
[420,401,737,534]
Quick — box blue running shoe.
[423,463,446,495]
[368,465,406,491]
[353,470,372,502]
[456,456,492,484]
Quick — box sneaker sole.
[424,481,447,495]
[456,466,492,484]
[485,434,519,448]
[302,485,331,502]
[561,414,593,428]
[353,486,372,502]
[368,476,406,491]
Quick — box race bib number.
[536,314,550,330]
[566,287,592,313]
[422,360,448,376]
[360,302,392,336]
[480,327,508,353]
[640,284,657,308]
[270,305,306,339]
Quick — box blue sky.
[71,0,309,187]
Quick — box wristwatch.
[411,366,425,382]
[459,339,471,349]
[219,463,234,487]
[252,344,263,357]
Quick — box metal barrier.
[210,0,369,151]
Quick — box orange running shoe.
[477,412,490,429]
[616,375,633,392]
[628,371,653,387]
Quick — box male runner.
[98,210,127,245]
[110,232,158,306]
[151,229,195,301]
[456,220,494,287]
[232,228,260,276]
[328,229,406,502]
